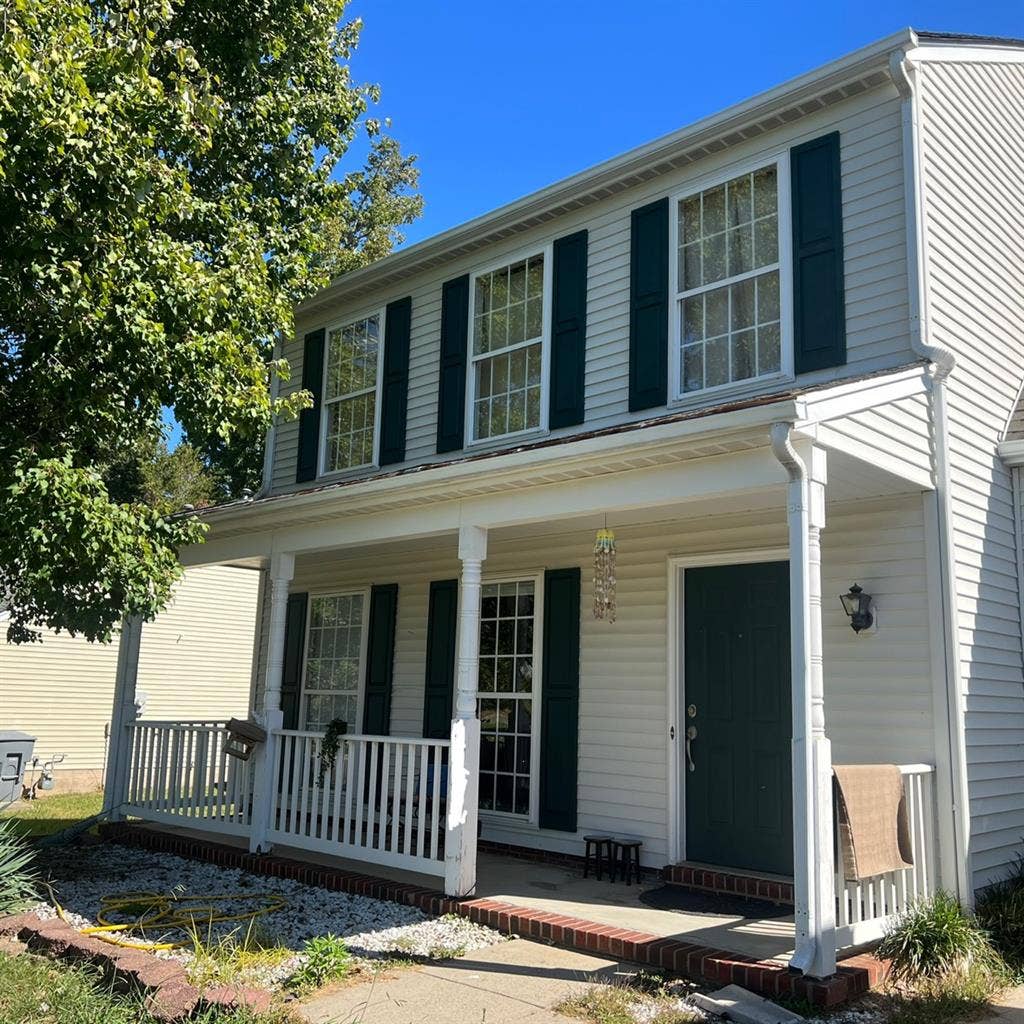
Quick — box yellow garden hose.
[44,882,287,951]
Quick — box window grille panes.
[303,594,364,731]
[324,315,380,471]
[677,165,781,394]
[477,580,535,815]
[472,255,544,440]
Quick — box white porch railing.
[123,720,253,836]
[267,730,450,877]
[834,763,937,948]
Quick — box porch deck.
[119,820,795,962]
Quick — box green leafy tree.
[0,0,421,643]
[105,437,222,514]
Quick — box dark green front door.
[684,561,793,875]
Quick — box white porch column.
[445,525,487,897]
[249,551,294,854]
[770,424,836,979]
[104,615,144,820]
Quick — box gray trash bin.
[0,731,35,810]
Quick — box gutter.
[890,46,972,900]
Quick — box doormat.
[638,885,792,919]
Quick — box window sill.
[315,462,380,485]
[667,372,793,413]
[464,426,549,452]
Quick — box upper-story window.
[674,161,787,398]
[322,313,382,473]
[469,252,549,442]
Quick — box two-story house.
[102,28,1024,990]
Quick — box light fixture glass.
[840,584,873,633]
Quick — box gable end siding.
[918,57,1024,889]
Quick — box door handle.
[685,725,697,772]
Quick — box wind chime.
[593,518,617,623]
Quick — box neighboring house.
[102,29,1024,984]
[2,566,259,792]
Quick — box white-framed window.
[300,591,369,732]
[476,577,541,819]
[671,157,791,400]
[320,311,384,475]
[467,249,551,443]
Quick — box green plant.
[318,719,349,784]
[877,891,1007,997]
[0,817,38,914]
[286,934,351,992]
[976,849,1024,978]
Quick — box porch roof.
[181,365,934,568]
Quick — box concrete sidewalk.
[983,984,1024,1022]
[298,938,629,1024]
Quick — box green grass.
[0,951,293,1023]
[0,791,104,838]
[976,850,1024,980]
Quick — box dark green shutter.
[362,584,398,735]
[549,230,588,429]
[280,593,308,730]
[436,275,470,453]
[422,579,458,738]
[296,329,325,483]
[380,297,412,466]
[628,198,669,412]
[539,567,581,833]
[791,132,846,373]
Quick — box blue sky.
[165,1,1021,448]
[348,1,1022,244]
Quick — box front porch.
[104,371,958,983]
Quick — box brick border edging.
[97,823,885,1008]
[662,863,796,905]
[0,911,272,1021]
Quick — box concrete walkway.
[983,984,1024,1022]
[298,939,629,1024]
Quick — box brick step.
[661,863,795,905]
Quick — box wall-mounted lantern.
[840,584,874,633]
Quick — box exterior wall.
[917,56,1024,887]
[270,82,914,493]
[0,566,259,791]
[267,494,934,868]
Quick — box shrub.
[976,849,1024,977]
[877,890,1007,1002]
[0,817,38,914]
[286,934,351,992]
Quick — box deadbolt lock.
[687,704,697,719]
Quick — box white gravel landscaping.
[32,843,504,988]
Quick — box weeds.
[557,977,701,1024]
[0,950,292,1023]
[186,920,295,991]
[0,817,38,914]
[286,933,351,993]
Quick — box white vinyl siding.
[917,56,1024,889]
[262,495,933,867]
[0,566,259,786]
[272,85,914,491]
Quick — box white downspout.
[890,49,972,902]
[258,341,282,499]
[770,423,835,979]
